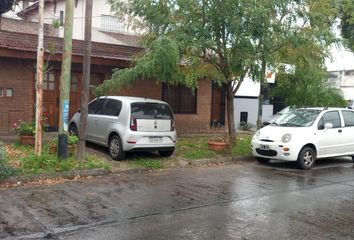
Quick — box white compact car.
[252,107,354,169]
[69,96,177,160]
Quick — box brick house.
[0,2,225,135]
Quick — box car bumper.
[123,131,177,152]
[251,138,299,161]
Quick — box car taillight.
[171,119,175,131]
[130,116,137,131]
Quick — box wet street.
[1,159,354,240]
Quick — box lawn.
[0,133,253,179]
[0,141,110,180]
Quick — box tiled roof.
[99,31,140,47]
[0,30,143,61]
[17,0,53,18]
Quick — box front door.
[42,72,59,131]
[316,111,346,157]
[69,73,81,119]
[210,82,225,126]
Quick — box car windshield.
[273,109,321,127]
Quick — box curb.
[0,169,111,186]
[189,155,254,167]
[0,156,255,186]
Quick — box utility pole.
[77,0,93,161]
[34,0,44,156]
[58,0,74,159]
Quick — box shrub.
[239,122,255,131]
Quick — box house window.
[43,72,55,91]
[101,15,127,32]
[0,88,3,97]
[162,84,197,114]
[240,112,248,123]
[71,75,78,92]
[6,88,13,97]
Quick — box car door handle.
[338,129,342,133]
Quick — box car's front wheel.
[158,149,175,157]
[297,147,316,170]
[255,157,270,163]
[351,156,354,162]
[109,135,125,161]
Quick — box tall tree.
[339,0,354,51]
[99,0,336,146]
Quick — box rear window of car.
[131,102,173,119]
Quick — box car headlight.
[253,131,260,140]
[281,133,292,143]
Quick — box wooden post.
[77,0,93,161]
[34,0,44,156]
[58,0,74,159]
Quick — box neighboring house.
[328,69,354,101]
[17,0,139,46]
[233,78,274,130]
[0,1,226,135]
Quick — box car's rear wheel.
[255,157,270,163]
[158,149,174,157]
[109,135,125,161]
[351,156,354,162]
[69,124,78,136]
[297,147,316,170]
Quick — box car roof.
[296,107,351,111]
[98,96,168,104]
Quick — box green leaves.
[339,0,354,51]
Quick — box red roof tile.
[0,30,143,61]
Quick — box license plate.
[259,144,269,150]
[149,137,162,143]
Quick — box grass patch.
[175,137,216,160]
[232,134,252,156]
[5,142,110,176]
[133,158,163,170]
[0,142,18,180]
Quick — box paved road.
[1,158,354,240]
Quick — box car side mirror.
[324,123,333,130]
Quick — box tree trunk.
[77,0,93,161]
[226,82,236,148]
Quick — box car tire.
[352,156,354,162]
[255,157,270,163]
[158,149,175,157]
[109,135,125,161]
[297,147,316,170]
[69,124,78,136]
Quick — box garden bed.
[0,133,253,182]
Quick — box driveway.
[0,158,354,240]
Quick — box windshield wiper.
[279,123,302,127]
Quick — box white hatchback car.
[69,96,177,160]
[252,107,354,169]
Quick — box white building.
[233,78,273,130]
[15,0,139,46]
[328,69,354,101]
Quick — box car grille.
[256,148,277,157]
[260,139,274,142]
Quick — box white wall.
[25,0,135,44]
[233,98,273,130]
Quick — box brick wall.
[115,79,212,133]
[0,17,58,37]
[0,58,34,135]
